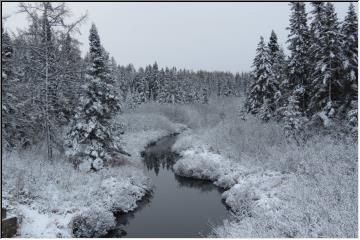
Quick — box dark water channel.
[108,134,229,238]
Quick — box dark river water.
[108,134,229,238]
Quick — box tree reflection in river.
[107,134,229,238]
[174,175,224,193]
[142,146,179,175]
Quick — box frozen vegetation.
[1,110,185,237]
[170,98,357,237]
[2,2,357,238]
[2,152,150,237]
[3,98,357,237]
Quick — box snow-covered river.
[107,134,230,237]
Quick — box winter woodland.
[2,2,358,238]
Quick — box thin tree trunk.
[44,6,52,161]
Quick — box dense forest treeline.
[1,2,357,169]
[2,3,249,167]
[245,2,358,139]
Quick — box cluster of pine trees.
[111,61,249,108]
[2,2,249,169]
[247,2,358,136]
[2,3,88,156]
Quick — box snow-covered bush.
[173,148,223,182]
[71,207,115,237]
[222,185,255,219]
[2,149,152,237]
[96,176,151,213]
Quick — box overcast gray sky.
[2,2,356,73]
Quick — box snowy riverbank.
[1,111,187,237]
[2,99,357,237]
[171,118,357,238]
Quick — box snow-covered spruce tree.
[308,3,343,125]
[58,33,85,123]
[201,85,209,104]
[225,75,234,97]
[2,28,18,148]
[144,65,152,100]
[192,83,201,103]
[157,68,166,103]
[149,62,160,101]
[341,3,358,130]
[308,2,326,114]
[247,36,275,121]
[65,24,121,171]
[309,2,326,66]
[280,87,308,143]
[286,2,311,113]
[157,67,173,103]
[133,67,147,104]
[276,2,311,135]
[267,30,285,117]
[169,67,182,104]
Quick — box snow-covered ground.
[2,151,152,237]
[170,97,357,238]
[2,98,357,237]
[2,108,186,237]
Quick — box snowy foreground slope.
[2,110,186,237]
[2,98,357,237]
[171,98,357,238]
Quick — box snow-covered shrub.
[2,149,152,237]
[347,100,358,137]
[92,158,104,170]
[78,159,92,172]
[173,148,223,182]
[173,142,243,189]
[222,185,255,219]
[171,131,203,153]
[95,176,151,213]
[70,207,115,237]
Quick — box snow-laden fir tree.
[65,24,121,171]
[149,62,160,101]
[341,3,358,129]
[157,68,166,103]
[280,87,308,143]
[309,2,326,66]
[192,83,201,103]
[342,3,358,90]
[201,85,209,104]
[157,67,172,103]
[58,33,85,123]
[144,65,152,100]
[133,67,147,104]
[2,28,17,148]
[308,3,343,124]
[267,30,285,116]
[286,2,311,113]
[169,67,182,104]
[247,36,276,121]
[308,2,326,114]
